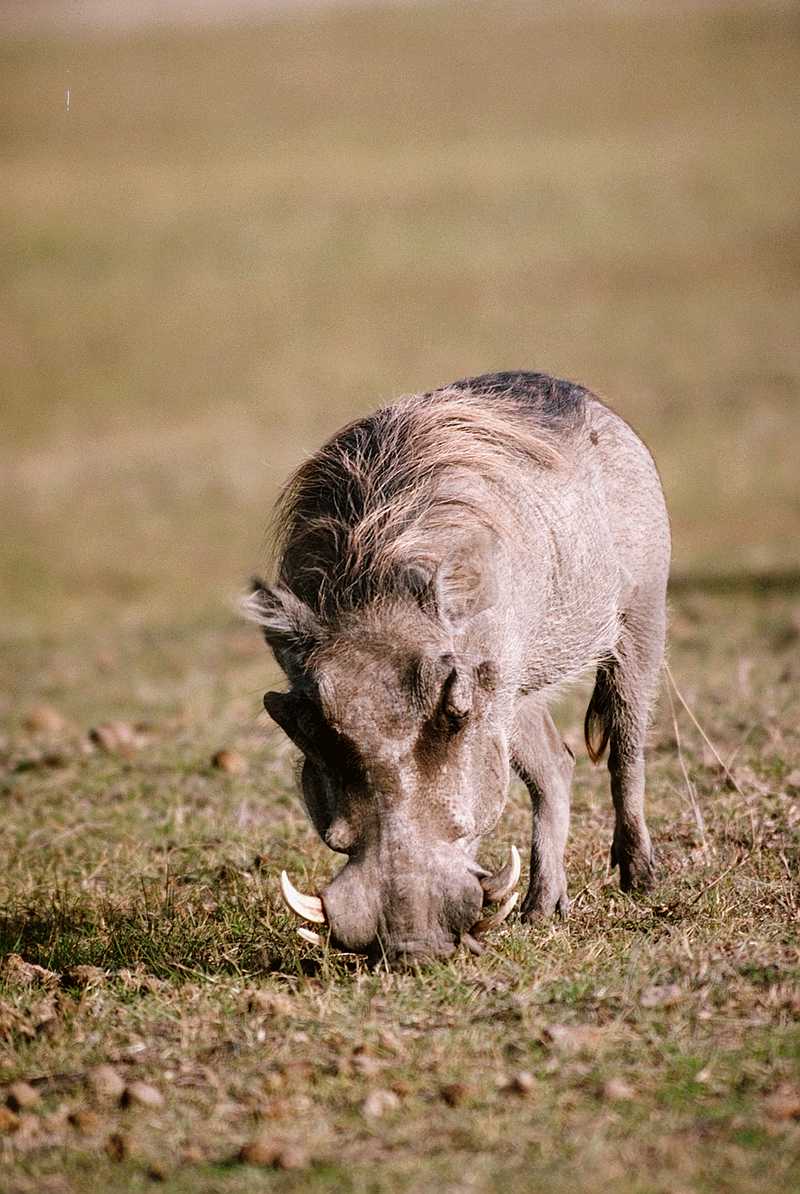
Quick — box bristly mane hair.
[271,373,588,617]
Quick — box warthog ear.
[263,689,302,738]
[433,530,498,629]
[243,579,322,678]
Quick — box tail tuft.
[584,672,612,764]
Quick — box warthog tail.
[584,669,612,764]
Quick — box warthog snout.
[280,845,521,965]
[323,851,482,964]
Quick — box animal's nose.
[320,860,380,954]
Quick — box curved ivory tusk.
[280,870,326,924]
[480,845,521,904]
[296,926,322,945]
[471,890,519,936]
[462,932,484,957]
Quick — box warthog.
[246,371,670,964]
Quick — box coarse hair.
[272,374,588,617]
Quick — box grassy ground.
[2,2,799,1190]
[1,2,799,637]
[1,591,799,1192]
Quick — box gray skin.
[249,372,670,965]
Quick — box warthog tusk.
[280,871,326,924]
[480,845,521,904]
[471,890,519,937]
[462,932,484,957]
[296,926,322,946]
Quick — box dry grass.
[1,592,798,1192]
[1,2,799,635]
[1,2,799,1190]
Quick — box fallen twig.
[663,660,744,796]
[664,674,708,852]
[684,851,751,909]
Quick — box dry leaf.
[2,953,60,989]
[14,1112,40,1142]
[362,1088,400,1118]
[541,1024,605,1052]
[212,749,248,774]
[64,965,107,990]
[377,1029,403,1055]
[505,1070,536,1095]
[89,721,141,756]
[440,1082,471,1106]
[238,1135,281,1165]
[639,984,683,1009]
[245,990,295,1017]
[34,993,61,1030]
[88,1064,126,1101]
[351,1045,382,1077]
[121,1082,164,1109]
[105,1131,130,1161]
[239,1141,309,1171]
[0,1106,20,1134]
[7,1081,40,1111]
[23,704,67,734]
[764,1085,800,1121]
[116,966,167,994]
[274,1145,308,1170]
[68,1107,101,1134]
[602,1078,635,1101]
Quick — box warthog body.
[248,371,670,963]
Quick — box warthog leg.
[591,584,665,891]
[512,698,573,920]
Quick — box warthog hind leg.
[588,586,666,891]
[512,698,574,920]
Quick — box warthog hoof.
[520,878,570,921]
[611,835,655,892]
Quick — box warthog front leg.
[512,698,574,919]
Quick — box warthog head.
[247,551,521,965]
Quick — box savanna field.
[1,2,799,1190]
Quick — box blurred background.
[2,0,798,641]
